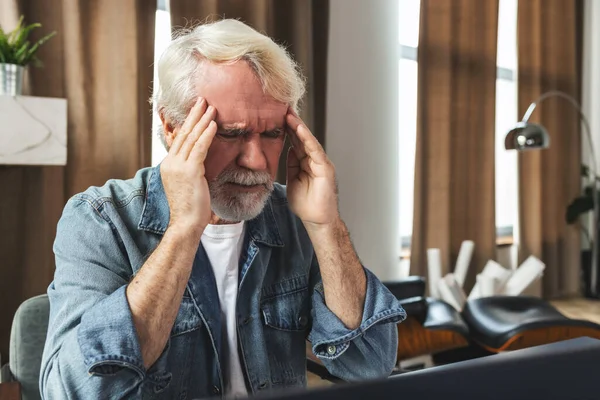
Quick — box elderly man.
[40,19,405,399]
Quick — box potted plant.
[0,16,55,96]
[566,164,600,298]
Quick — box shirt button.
[298,315,308,327]
[327,345,336,355]
[213,386,220,394]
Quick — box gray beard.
[208,166,274,222]
[209,185,272,221]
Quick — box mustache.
[216,167,273,189]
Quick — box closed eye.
[262,129,284,139]
[217,128,247,139]
[217,128,284,140]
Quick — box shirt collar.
[138,165,284,247]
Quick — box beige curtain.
[0,0,155,359]
[169,0,329,183]
[411,0,499,293]
[517,0,582,298]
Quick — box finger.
[170,98,206,154]
[285,112,307,158]
[189,120,218,163]
[286,131,316,179]
[288,107,300,118]
[179,105,216,159]
[286,146,300,169]
[299,153,318,178]
[286,127,306,159]
[286,147,300,185]
[285,111,303,132]
[286,114,328,165]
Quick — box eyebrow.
[220,127,251,136]
[219,127,284,136]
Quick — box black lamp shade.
[504,122,551,151]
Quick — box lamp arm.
[522,90,597,179]
[522,90,598,296]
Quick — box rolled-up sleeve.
[40,197,152,399]
[77,285,145,376]
[308,265,406,381]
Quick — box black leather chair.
[308,276,600,382]
[385,277,600,361]
[384,278,470,362]
[463,295,600,352]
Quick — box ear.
[159,110,178,148]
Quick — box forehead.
[194,60,287,129]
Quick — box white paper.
[481,260,512,293]
[454,240,475,288]
[438,273,467,311]
[468,282,481,300]
[503,256,546,296]
[478,274,496,297]
[427,248,443,298]
[468,260,513,300]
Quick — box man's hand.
[285,110,366,330]
[128,97,217,369]
[161,97,218,236]
[285,110,339,229]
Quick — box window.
[151,0,171,166]
[494,0,519,244]
[398,0,519,252]
[398,0,420,250]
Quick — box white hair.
[152,18,306,148]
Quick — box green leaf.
[14,42,29,64]
[0,16,54,66]
[8,16,24,44]
[23,31,55,64]
[13,23,41,48]
[566,196,595,224]
[582,164,590,177]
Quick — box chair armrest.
[0,382,21,400]
[384,276,426,300]
[423,298,469,336]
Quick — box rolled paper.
[469,260,512,299]
[467,280,481,301]
[503,255,546,296]
[454,240,475,288]
[481,260,512,294]
[437,273,467,311]
[427,248,443,298]
[478,273,496,297]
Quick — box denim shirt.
[39,166,406,399]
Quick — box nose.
[237,134,268,171]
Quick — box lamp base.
[581,250,600,299]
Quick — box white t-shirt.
[201,222,248,397]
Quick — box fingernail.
[197,97,205,105]
[207,105,215,113]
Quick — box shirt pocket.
[260,274,311,386]
[171,292,202,337]
[151,294,202,398]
